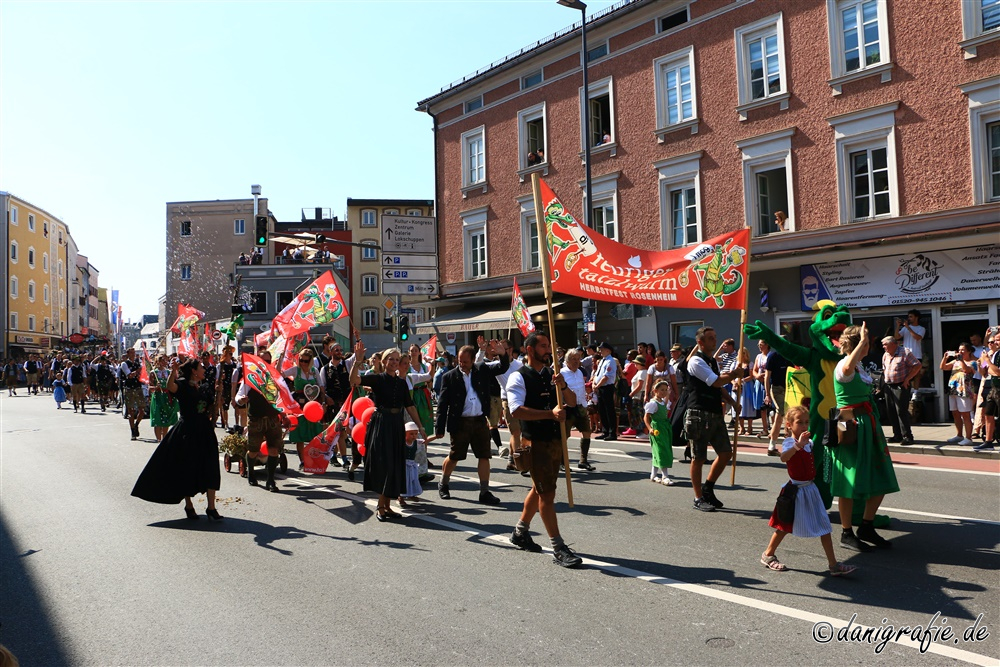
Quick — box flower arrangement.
[219,432,248,458]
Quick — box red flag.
[510,279,535,336]
[139,346,151,386]
[254,327,273,349]
[420,335,438,362]
[538,178,750,309]
[178,327,200,357]
[272,270,348,336]
[241,353,303,417]
[170,303,205,334]
[267,331,310,375]
[302,390,353,474]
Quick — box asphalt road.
[2,393,998,666]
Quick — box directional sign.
[381,215,436,255]
[383,254,437,268]
[382,281,438,295]
[383,268,438,281]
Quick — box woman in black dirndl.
[131,357,223,521]
[349,341,429,521]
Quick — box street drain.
[705,638,735,649]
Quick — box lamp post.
[557,0,592,230]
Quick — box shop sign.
[799,244,1000,310]
[69,333,86,344]
[14,335,35,344]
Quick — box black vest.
[70,365,84,384]
[324,361,351,405]
[247,387,279,419]
[122,359,141,388]
[688,350,724,414]
[26,360,37,373]
[517,365,560,441]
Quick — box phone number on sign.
[812,612,990,654]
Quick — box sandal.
[829,562,857,577]
[760,553,788,571]
[660,477,676,486]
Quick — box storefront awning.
[413,303,560,335]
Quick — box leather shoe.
[479,490,501,505]
[900,437,914,446]
[438,483,450,499]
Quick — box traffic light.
[254,216,268,248]
[315,234,326,245]
[384,316,394,333]
[398,315,410,342]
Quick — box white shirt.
[66,364,86,386]
[561,365,587,406]
[835,357,872,385]
[900,323,925,359]
[973,345,985,380]
[497,357,523,402]
[644,398,666,415]
[404,368,433,391]
[630,369,647,395]
[506,371,528,414]
[460,370,483,417]
[688,355,719,386]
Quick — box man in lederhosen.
[233,350,286,492]
[322,341,356,475]
[119,348,145,440]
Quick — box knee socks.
[580,437,591,462]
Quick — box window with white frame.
[828,102,899,223]
[10,276,17,298]
[234,218,245,235]
[362,308,378,330]
[522,69,543,90]
[518,103,547,170]
[361,209,377,227]
[28,315,35,332]
[961,76,1000,204]
[582,77,615,149]
[734,14,788,119]
[654,46,698,137]
[462,207,488,280]
[406,208,423,215]
[10,206,17,225]
[43,221,48,237]
[43,284,49,304]
[28,214,35,232]
[180,264,192,280]
[250,292,267,314]
[518,195,540,271]
[826,0,891,92]
[658,6,690,33]
[27,247,35,268]
[28,281,35,302]
[180,220,192,236]
[465,96,483,114]
[9,240,16,263]
[361,241,378,261]
[583,172,620,242]
[655,151,702,249]
[961,0,1000,58]
[461,126,486,189]
[275,291,294,312]
[43,253,48,273]
[9,313,16,329]
[59,289,64,305]
[362,274,378,295]
[44,318,50,332]
[57,259,63,277]
[384,209,399,215]
[736,128,796,237]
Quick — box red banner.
[539,179,750,309]
[267,331,310,375]
[139,346,152,386]
[420,335,438,362]
[254,328,273,349]
[511,279,535,336]
[272,271,348,337]
[302,390,353,474]
[241,353,303,417]
[170,303,205,334]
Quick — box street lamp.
[557,0,592,230]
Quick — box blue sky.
[1,0,614,321]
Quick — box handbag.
[512,440,533,472]
[774,481,797,526]
[822,407,857,447]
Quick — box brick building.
[417,0,1000,415]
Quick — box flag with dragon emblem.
[241,352,303,416]
[510,279,535,336]
[272,271,348,337]
[301,390,353,474]
[170,303,205,356]
[538,179,750,310]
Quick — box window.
[465,96,483,113]
[58,230,62,244]
[672,321,704,350]
[828,102,899,223]
[582,77,615,149]
[250,292,267,313]
[361,241,377,261]
[10,240,17,263]
[43,284,49,304]
[518,103,547,172]
[461,126,486,190]
[519,195,540,271]
[654,46,698,138]
[28,316,35,332]
[10,206,17,225]
[333,255,346,270]
[10,276,17,298]
[275,291,294,311]
[43,253,48,273]
[362,308,378,330]
[9,313,16,329]
[734,14,788,119]
[462,206,488,280]
[28,214,35,232]
[659,7,689,33]
[28,281,35,302]
[44,318,50,332]
[57,259,63,277]
[234,219,245,235]
[583,172,620,242]
[522,69,543,89]
[59,289,64,305]
[406,208,423,215]
[180,220,192,236]
[180,264,192,280]
[826,0,892,92]
[961,76,1000,204]
[961,0,1000,58]
[736,128,796,237]
[27,247,35,268]
[587,41,608,62]
[361,209,377,227]
[43,221,48,237]
[362,274,378,295]
[384,208,399,215]
[655,151,702,249]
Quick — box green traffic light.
[400,332,409,341]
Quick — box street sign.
[382,297,396,311]
[400,308,417,314]
[382,281,438,295]
[381,215,436,255]
[383,254,437,268]
[211,329,223,340]
[383,268,438,281]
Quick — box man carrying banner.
[506,331,583,568]
[120,348,145,440]
[435,340,510,505]
[686,326,744,512]
[322,341,356,472]
[233,350,287,492]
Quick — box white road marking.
[830,500,1000,526]
[284,477,996,666]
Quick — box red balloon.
[351,421,367,446]
[260,442,269,457]
[361,406,375,425]
[303,400,324,422]
[286,414,299,431]
[357,442,366,456]
[352,396,375,421]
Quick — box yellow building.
[4,194,72,355]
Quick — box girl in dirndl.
[761,405,856,576]
[398,421,424,506]
[643,380,674,485]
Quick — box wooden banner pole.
[530,172,574,508]
[731,227,753,486]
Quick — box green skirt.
[824,406,899,500]
[412,388,434,434]
[289,418,326,444]
[650,414,673,469]
[150,392,178,428]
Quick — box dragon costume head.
[809,299,853,361]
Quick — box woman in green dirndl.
[828,322,899,551]
[285,348,328,469]
[149,354,179,442]
[403,346,435,434]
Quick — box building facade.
[345,198,435,351]
[417,0,1000,415]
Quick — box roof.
[140,323,159,336]
[346,199,433,207]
